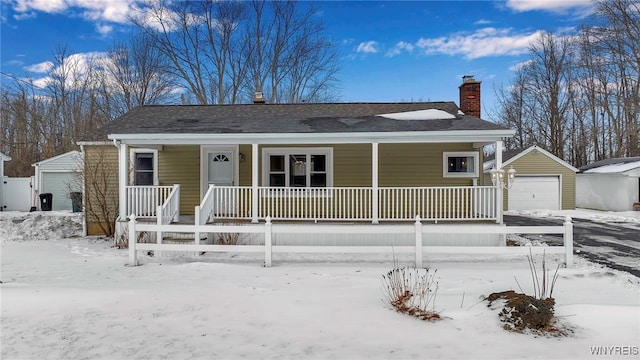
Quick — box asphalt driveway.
[503,214,640,278]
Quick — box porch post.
[372,142,379,224]
[251,143,259,223]
[495,140,503,224]
[118,142,128,220]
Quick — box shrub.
[381,266,440,321]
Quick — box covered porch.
[114,138,512,230]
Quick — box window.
[130,149,158,185]
[443,152,478,178]
[263,148,332,188]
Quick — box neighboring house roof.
[483,145,578,172]
[83,103,513,144]
[579,157,640,175]
[31,150,82,167]
[0,152,10,161]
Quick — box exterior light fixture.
[490,165,516,189]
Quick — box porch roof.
[89,102,514,145]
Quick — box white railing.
[208,185,253,220]
[157,184,180,225]
[379,186,496,221]
[205,186,496,222]
[196,184,216,226]
[126,185,175,217]
[257,187,373,221]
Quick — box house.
[484,145,577,211]
[79,77,515,245]
[32,151,83,211]
[576,157,640,211]
[0,152,10,211]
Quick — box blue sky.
[0,0,595,119]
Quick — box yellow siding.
[379,143,477,186]
[238,143,480,187]
[84,145,119,236]
[503,151,576,210]
[157,145,200,215]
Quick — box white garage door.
[508,176,560,210]
[42,172,78,211]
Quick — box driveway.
[503,214,640,278]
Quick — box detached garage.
[484,145,578,210]
[32,151,83,211]
[576,157,640,211]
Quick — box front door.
[202,147,237,216]
[207,151,234,187]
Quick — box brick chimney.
[459,75,481,118]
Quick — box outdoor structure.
[577,157,640,211]
[32,150,83,211]
[484,145,577,211]
[79,77,542,252]
[0,152,10,211]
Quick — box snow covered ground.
[507,208,640,224]
[1,211,639,359]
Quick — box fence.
[128,215,574,268]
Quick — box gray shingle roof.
[86,102,508,140]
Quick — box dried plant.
[515,249,560,300]
[216,219,241,245]
[381,266,440,321]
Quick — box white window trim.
[200,145,239,197]
[262,147,333,189]
[443,151,479,178]
[129,148,159,186]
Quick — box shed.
[576,157,640,211]
[484,145,578,211]
[32,151,83,211]
[0,152,11,211]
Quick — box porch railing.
[125,185,175,217]
[205,185,496,222]
[157,184,180,225]
[379,186,496,221]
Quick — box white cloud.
[13,0,67,13]
[506,0,595,13]
[31,76,52,89]
[96,23,113,35]
[474,19,493,25]
[24,60,54,73]
[385,41,415,57]
[356,41,379,54]
[415,27,544,59]
[508,59,533,71]
[11,0,143,24]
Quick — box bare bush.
[487,250,563,335]
[381,266,440,321]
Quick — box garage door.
[508,176,560,210]
[42,172,79,211]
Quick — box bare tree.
[97,32,178,118]
[493,68,531,150]
[592,0,640,157]
[134,0,340,104]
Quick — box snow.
[378,109,456,120]
[582,161,640,174]
[2,211,640,359]
[507,208,640,224]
